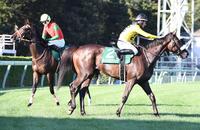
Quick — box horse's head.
[12,20,33,43]
[164,31,189,59]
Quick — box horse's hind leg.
[139,81,159,116]
[86,87,92,105]
[47,73,60,106]
[28,72,41,107]
[67,81,80,107]
[79,87,87,115]
[68,76,84,115]
[79,78,92,115]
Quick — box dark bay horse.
[12,21,60,106]
[58,32,189,116]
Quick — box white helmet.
[40,13,51,22]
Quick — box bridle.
[138,34,185,65]
[14,24,33,43]
[170,36,183,56]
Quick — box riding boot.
[119,49,135,55]
[50,45,62,52]
[115,49,135,59]
[115,49,121,59]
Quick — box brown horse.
[58,32,189,116]
[12,20,60,106]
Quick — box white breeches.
[117,40,138,55]
[48,39,65,48]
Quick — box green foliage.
[194,0,200,30]
[123,0,158,34]
[2,0,198,55]
[0,0,158,46]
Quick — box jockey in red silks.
[40,13,65,52]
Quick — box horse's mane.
[144,38,164,49]
[30,24,48,48]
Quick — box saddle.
[101,47,135,82]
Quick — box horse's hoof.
[81,111,86,116]
[68,101,72,107]
[27,103,32,107]
[68,106,76,115]
[68,109,75,115]
[154,113,160,117]
[116,110,121,117]
[56,102,60,106]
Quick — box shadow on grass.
[0,116,199,130]
[0,92,6,96]
[94,103,193,107]
[125,112,200,118]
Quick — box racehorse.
[12,20,60,107]
[57,31,189,116]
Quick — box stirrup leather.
[119,55,126,82]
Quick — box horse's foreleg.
[139,81,159,116]
[116,79,135,117]
[28,72,40,107]
[47,73,60,106]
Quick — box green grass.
[0,82,200,130]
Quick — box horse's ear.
[172,29,177,35]
[14,24,18,31]
[24,19,30,25]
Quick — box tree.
[0,0,159,56]
[194,0,200,30]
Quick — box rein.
[137,44,164,58]
[20,38,33,43]
[171,38,182,55]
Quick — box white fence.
[0,34,16,56]
[0,57,200,88]
[96,56,200,85]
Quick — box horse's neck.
[29,43,44,59]
[144,41,166,67]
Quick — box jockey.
[117,13,158,55]
[40,13,65,52]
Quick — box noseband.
[15,25,33,43]
[170,37,183,55]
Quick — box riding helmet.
[40,13,51,22]
[135,13,148,21]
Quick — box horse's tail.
[57,47,78,90]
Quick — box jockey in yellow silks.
[117,13,158,55]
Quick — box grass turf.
[0,82,200,130]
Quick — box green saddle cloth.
[101,47,133,64]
